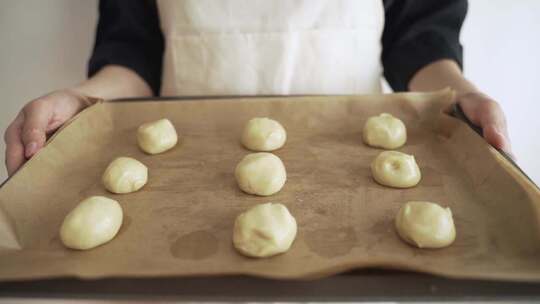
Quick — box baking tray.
[0,90,539,282]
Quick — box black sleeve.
[88,0,164,96]
[382,0,468,91]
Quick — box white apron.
[157,0,384,96]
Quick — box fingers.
[476,101,513,156]
[4,115,25,176]
[21,100,52,158]
[459,93,514,157]
[4,90,91,177]
[483,124,512,156]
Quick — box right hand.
[4,89,94,176]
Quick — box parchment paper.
[1,89,539,282]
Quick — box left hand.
[458,91,513,157]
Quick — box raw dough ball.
[60,196,123,250]
[363,113,407,149]
[241,117,287,151]
[137,118,178,154]
[371,151,421,188]
[233,202,297,258]
[395,201,456,249]
[235,152,286,196]
[103,157,148,194]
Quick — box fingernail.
[25,142,38,158]
[493,129,514,158]
[491,126,506,143]
[490,125,503,136]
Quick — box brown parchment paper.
[1,89,540,282]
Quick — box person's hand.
[4,89,94,176]
[458,91,513,157]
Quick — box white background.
[1,0,539,184]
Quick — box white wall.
[0,0,539,185]
[462,0,540,184]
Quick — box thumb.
[21,100,52,158]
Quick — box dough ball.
[137,118,178,154]
[363,113,407,149]
[395,201,456,249]
[233,202,297,258]
[235,152,286,196]
[241,117,287,151]
[60,196,123,250]
[371,151,421,188]
[103,157,148,194]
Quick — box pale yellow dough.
[235,152,286,196]
[363,113,407,149]
[103,157,148,194]
[371,151,421,188]
[241,117,287,151]
[395,201,456,249]
[233,202,297,258]
[137,118,178,154]
[60,196,123,250]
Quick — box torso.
[157,0,385,96]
